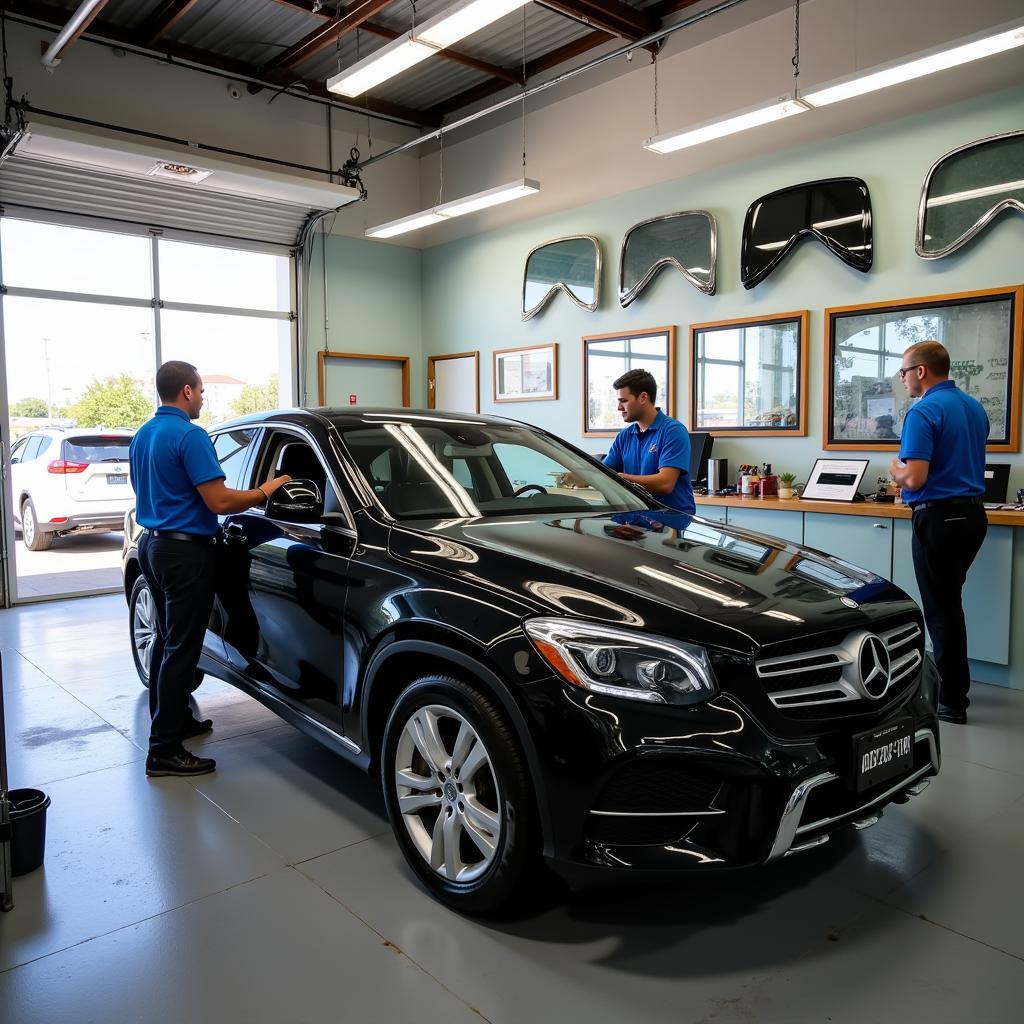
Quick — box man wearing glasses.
[890,341,988,724]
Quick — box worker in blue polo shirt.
[603,368,695,515]
[889,341,988,725]
[130,361,291,777]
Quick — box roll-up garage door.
[0,123,361,246]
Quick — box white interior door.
[430,352,479,413]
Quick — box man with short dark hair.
[603,368,695,514]
[890,340,988,725]
[130,361,291,776]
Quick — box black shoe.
[937,704,967,724]
[182,716,213,740]
[146,750,217,777]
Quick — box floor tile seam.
[960,756,1024,779]
[48,679,150,756]
[0,867,283,977]
[288,830,394,867]
[201,721,292,747]
[21,754,147,790]
[881,900,1024,964]
[1,649,61,683]
[188,783,295,862]
[288,863,497,1024]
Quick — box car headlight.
[523,617,718,707]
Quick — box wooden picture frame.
[317,351,411,407]
[824,285,1023,452]
[428,351,480,412]
[582,326,675,437]
[689,310,809,437]
[493,343,558,403]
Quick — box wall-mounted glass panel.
[825,287,1022,452]
[619,211,716,306]
[917,130,1024,260]
[583,326,674,437]
[522,235,600,320]
[741,177,873,290]
[690,312,808,435]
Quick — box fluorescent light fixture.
[926,179,1024,207]
[328,35,434,98]
[803,23,1024,107]
[436,178,540,217]
[365,210,448,239]
[418,0,531,49]
[328,0,531,98]
[366,178,540,238]
[643,97,810,155]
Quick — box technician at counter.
[890,340,988,726]
[603,368,695,515]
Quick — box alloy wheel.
[133,584,156,682]
[393,704,502,883]
[22,502,36,547]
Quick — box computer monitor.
[983,463,1010,504]
[688,432,714,486]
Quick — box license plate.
[854,717,914,792]
[109,475,128,485]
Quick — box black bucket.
[8,789,51,876]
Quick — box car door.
[218,424,357,731]
[11,435,43,522]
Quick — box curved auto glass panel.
[741,178,872,290]
[619,211,716,306]
[522,235,601,320]
[917,130,1024,260]
[340,419,648,520]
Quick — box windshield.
[339,420,650,520]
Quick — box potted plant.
[778,472,797,500]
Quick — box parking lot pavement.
[12,531,124,599]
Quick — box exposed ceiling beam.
[138,0,200,48]
[537,0,657,44]
[427,28,614,121]
[4,0,433,126]
[649,0,707,17]
[42,0,108,62]
[262,0,393,73]
[266,0,522,86]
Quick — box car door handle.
[222,523,248,545]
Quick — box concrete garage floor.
[12,532,123,600]
[0,595,1022,1023]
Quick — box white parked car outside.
[10,428,135,550]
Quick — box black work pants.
[139,532,216,756]
[910,503,987,711]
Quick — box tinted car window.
[22,436,44,461]
[63,436,129,462]
[212,429,257,489]
[340,421,648,520]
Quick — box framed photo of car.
[583,326,675,437]
[689,311,808,436]
[825,285,1023,452]
[493,343,558,403]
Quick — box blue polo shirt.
[604,410,695,514]
[129,406,225,536]
[898,380,988,507]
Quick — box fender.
[361,638,555,856]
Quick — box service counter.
[695,494,1024,690]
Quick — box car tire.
[21,499,53,552]
[128,575,204,692]
[382,675,538,914]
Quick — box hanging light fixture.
[365,6,539,239]
[328,0,532,98]
[644,9,1024,155]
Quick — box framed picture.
[493,343,558,402]
[582,326,675,437]
[689,311,808,436]
[825,285,1023,452]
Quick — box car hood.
[388,509,917,655]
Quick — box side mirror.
[265,478,324,523]
[10,457,19,465]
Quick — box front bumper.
[516,659,940,881]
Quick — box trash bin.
[9,789,50,876]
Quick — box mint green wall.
[420,85,1024,496]
[304,233,423,408]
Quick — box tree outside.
[228,374,279,418]
[10,396,48,417]
[65,374,153,430]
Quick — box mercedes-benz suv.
[122,408,939,913]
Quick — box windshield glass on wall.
[339,420,649,520]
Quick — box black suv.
[123,409,940,912]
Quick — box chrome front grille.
[756,622,924,714]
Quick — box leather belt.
[910,495,984,513]
[147,529,218,545]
